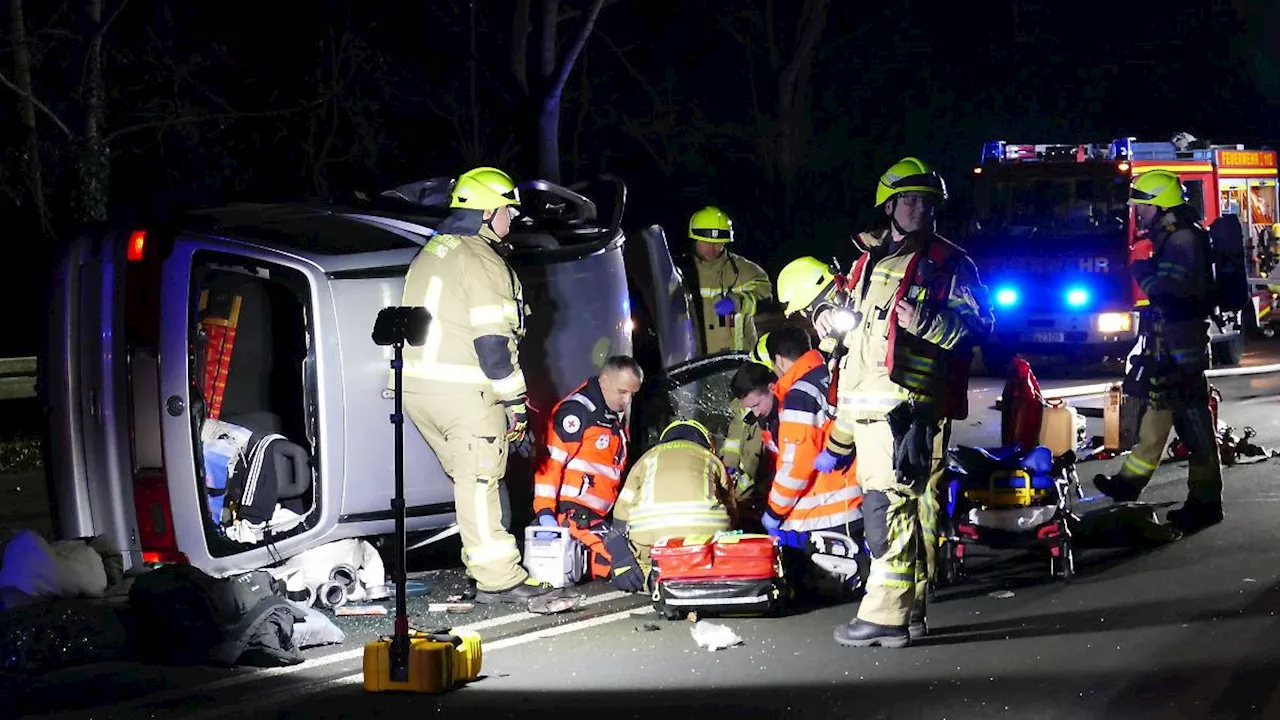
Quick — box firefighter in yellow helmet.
[812,158,993,648]
[398,166,556,605]
[1093,169,1223,533]
[610,419,734,590]
[687,206,774,355]
[720,334,776,529]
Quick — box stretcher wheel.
[937,539,965,587]
[1051,538,1074,582]
[660,604,684,621]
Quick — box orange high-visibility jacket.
[533,377,629,517]
[765,349,864,532]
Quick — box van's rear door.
[46,230,143,568]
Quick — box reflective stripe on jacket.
[614,440,732,547]
[533,378,629,516]
[765,349,864,532]
[829,230,992,452]
[694,250,773,353]
[398,223,528,400]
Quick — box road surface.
[11,354,1280,720]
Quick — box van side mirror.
[372,306,430,347]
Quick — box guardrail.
[0,356,36,401]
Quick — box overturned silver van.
[44,176,701,577]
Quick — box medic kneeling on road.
[532,356,644,584]
[731,324,866,601]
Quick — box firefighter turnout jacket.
[766,349,864,532]
[533,377,630,517]
[694,251,773,354]
[825,230,993,467]
[1134,209,1214,390]
[614,439,733,576]
[399,223,528,402]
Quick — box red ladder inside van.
[198,289,243,421]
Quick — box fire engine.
[965,134,1277,374]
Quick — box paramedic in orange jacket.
[756,325,863,539]
[532,356,644,580]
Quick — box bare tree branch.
[105,95,332,143]
[548,0,604,104]
[0,69,73,138]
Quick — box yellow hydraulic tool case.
[363,628,483,694]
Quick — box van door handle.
[166,395,186,417]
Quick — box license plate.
[1029,332,1065,343]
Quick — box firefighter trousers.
[1115,400,1223,504]
[405,386,527,593]
[853,416,951,627]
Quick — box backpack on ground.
[129,565,306,667]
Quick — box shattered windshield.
[635,353,746,457]
[973,171,1131,234]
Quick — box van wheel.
[1212,335,1245,367]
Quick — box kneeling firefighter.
[607,420,735,592]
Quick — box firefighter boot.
[474,577,555,604]
[833,619,911,649]
[1167,500,1223,534]
[1093,474,1141,503]
[908,603,927,640]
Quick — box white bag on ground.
[0,530,109,600]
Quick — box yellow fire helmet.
[776,256,836,317]
[1128,169,1187,209]
[450,166,521,211]
[875,156,948,207]
[660,418,714,452]
[688,206,735,243]
[749,332,775,371]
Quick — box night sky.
[3,0,1278,354]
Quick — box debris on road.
[427,602,474,613]
[690,620,743,651]
[334,605,386,616]
[634,623,661,632]
[989,590,1015,599]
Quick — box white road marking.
[172,607,645,720]
[41,590,630,720]
[996,362,1280,405]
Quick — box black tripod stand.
[370,306,429,684]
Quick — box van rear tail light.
[133,470,188,565]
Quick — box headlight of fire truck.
[1096,312,1134,335]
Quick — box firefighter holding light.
[804,158,993,648]
[1093,169,1224,533]
[609,420,735,591]
[399,166,553,604]
[687,206,774,355]
[532,356,643,588]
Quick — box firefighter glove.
[503,397,529,443]
[761,512,782,533]
[603,532,644,593]
[813,449,840,473]
[714,296,736,316]
[890,406,939,488]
